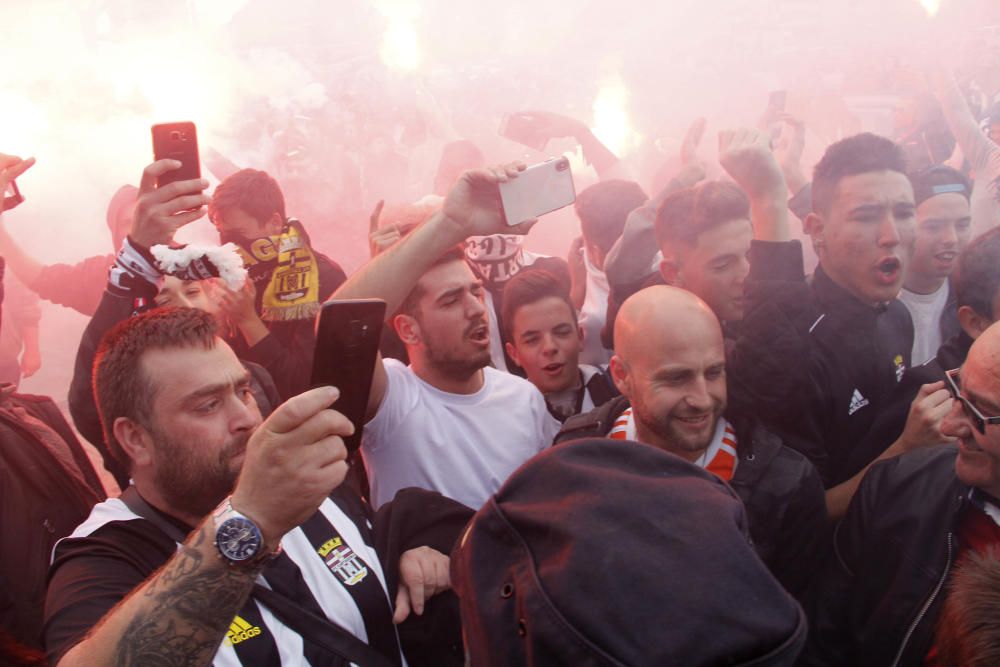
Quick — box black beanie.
[451,438,807,666]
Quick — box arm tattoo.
[112,523,262,666]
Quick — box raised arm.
[334,163,536,420]
[718,127,790,242]
[56,387,351,667]
[929,66,997,175]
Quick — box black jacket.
[802,446,969,666]
[0,391,105,651]
[729,240,914,487]
[555,395,829,600]
[229,249,346,400]
[68,282,282,491]
[841,330,973,476]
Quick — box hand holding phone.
[310,299,387,454]
[498,157,576,226]
[152,122,201,188]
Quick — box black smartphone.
[2,179,23,212]
[310,299,387,454]
[152,122,200,188]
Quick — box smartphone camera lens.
[170,131,182,141]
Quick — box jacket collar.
[812,264,887,320]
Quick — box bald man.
[556,285,828,600]
[805,321,1000,666]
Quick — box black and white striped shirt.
[44,487,406,666]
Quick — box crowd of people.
[2,56,1000,667]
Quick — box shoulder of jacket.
[556,395,630,443]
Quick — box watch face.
[216,516,263,562]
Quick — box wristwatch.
[212,498,279,567]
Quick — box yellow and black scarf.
[231,218,321,322]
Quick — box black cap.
[909,164,972,207]
[451,438,807,666]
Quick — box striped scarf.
[608,409,738,481]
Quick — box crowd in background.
[3,27,1000,666]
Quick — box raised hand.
[680,117,707,167]
[131,160,210,248]
[718,127,786,200]
[231,386,352,549]
[0,153,35,202]
[441,162,536,238]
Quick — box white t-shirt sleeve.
[363,359,420,452]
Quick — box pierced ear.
[659,258,682,286]
[958,305,991,340]
[609,355,630,396]
[113,417,152,469]
[394,313,422,346]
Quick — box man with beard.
[209,168,347,400]
[334,162,560,510]
[45,307,469,667]
[555,285,827,599]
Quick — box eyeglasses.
[944,368,1000,435]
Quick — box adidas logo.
[226,615,262,646]
[848,389,869,416]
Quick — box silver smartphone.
[498,157,576,226]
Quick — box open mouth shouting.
[875,256,902,285]
[467,322,490,346]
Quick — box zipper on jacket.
[890,532,953,667]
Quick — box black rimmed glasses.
[944,368,1000,435]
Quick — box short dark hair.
[575,180,648,255]
[811,133,907,214]
[936,548,1000,667]
[654,180,749,251]
[956,227,1000,319]
[500,269,576,341]
[94,307,219,472]
[396,244,469,319]
[209,168,286,226]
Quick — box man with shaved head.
[556,285,828,599]
[805,321,1000,665]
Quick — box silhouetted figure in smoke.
[0,183,135,317]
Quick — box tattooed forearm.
[60,521,263,667]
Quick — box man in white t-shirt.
[899,165,973,365]
[333,162,560,510]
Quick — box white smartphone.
[499,157,576,226]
